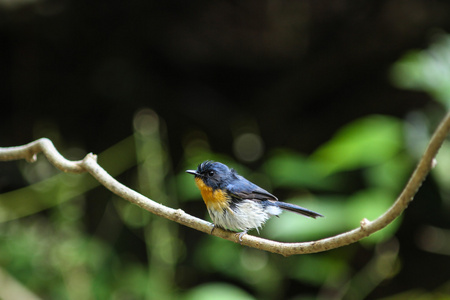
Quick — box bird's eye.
[208,170,215,177]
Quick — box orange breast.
[195,177,229,211]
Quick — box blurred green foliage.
[1,34,450,300]
[391,32,450,109]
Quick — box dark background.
[1,1,450,299]
[3,1,445,153]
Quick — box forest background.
[1,1,450,299]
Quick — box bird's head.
[186,161,234,190]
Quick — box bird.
[186,160,323,240]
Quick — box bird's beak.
[186,170,198,176]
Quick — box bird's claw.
[237,230,248,242]
[210,225,247,243]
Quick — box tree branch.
[1,112,449,256]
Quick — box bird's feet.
[210,224,216,235]
[210,225,247,243]
[237,230,248,242]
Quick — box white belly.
[208,200,282,232]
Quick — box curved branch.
[0,138,85,173]
[1,112,449,256]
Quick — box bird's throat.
[195,177,229,211]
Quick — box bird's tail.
[275,201,324,219]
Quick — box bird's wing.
[227,175,278,201]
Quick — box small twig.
[1,112,449,256]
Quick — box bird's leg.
[210,224,216,235]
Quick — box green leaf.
[311,115,403,174]
[263,150,340,190]
[390,33,450,107]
